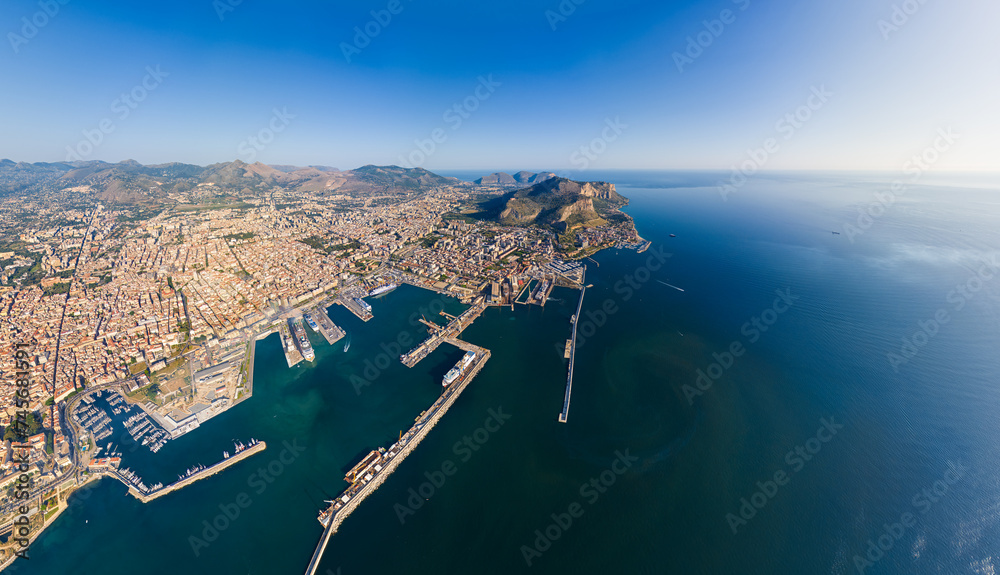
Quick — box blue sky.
[1,0,997,171]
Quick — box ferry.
[442,351,478,387]
[353,297,373,313]
[369,283,398,297]
[304,313,320,332]
[442,367,462,387]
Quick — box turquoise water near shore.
[14,172,1000,574]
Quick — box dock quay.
[112,441,267,503]
[279,322,304,367]
[400,303,487,368]
[395,274,465,300]
[309,305,345,346]
[304,349,491,575]
[559,286,586,423]
[337,296,373,322]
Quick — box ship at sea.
[291,317,316,361]
[369,283,398,297]
[443,351,477,387]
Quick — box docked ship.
[442,351,477,387]
[369,283,398,297]
[303,313,320,332]
[291,317,315,361]
[353,297,373,313]
[442,367,462,387]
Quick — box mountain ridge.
[0,160,464,201]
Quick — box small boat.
[343,336,351,352]
[669,234,676,237]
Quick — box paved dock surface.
[560,286,586,423]
[305,347,491,575]
[119,442,267,503]
[337,296,373,322]
[401,303,486,367]
[311,306,345,345]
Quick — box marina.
[108,440,267,504]
[72,390,171,453]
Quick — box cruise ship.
[442,367,462,387]
[442,351,477,387]
[369,283,398,297]
[303,313,320,332]
[292,317,315,361]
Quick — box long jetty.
[119,442,267,503]
[305,347,491,575]
[400,303,486,367]
[559,286,586,423]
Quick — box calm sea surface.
[16,171,1000,575]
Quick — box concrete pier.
[559,286,586,423]
[305,348,491,575]
[337,296,373,322]
[401,303,486,367]
[279,323,304,367]
[116,442,267,503]
[311,306,345,345]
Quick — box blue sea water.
[13,171,1000,575]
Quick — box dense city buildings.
[0,161,638,564]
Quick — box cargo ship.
[292,317,315,361]
[369,283,398,297]
[442,351,477,387]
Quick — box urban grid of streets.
[0,172,640,564]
